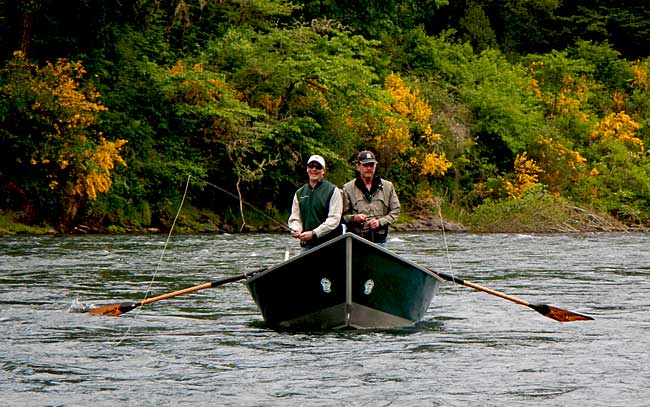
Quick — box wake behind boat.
[246,232,443,330]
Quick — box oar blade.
[530,303,594,322]
[87,302,141,317]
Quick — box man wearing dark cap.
[288,154,343,249]
[342,150,400,245]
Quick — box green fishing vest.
[297,180,336,233]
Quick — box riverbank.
[6,185,650,236]
[1,204,647,236]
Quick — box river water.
[1,232,648,406]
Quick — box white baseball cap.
[307,155,326,168]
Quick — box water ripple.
[1,232,649,406]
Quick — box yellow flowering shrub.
[528,60,592,123]
[612,92,625,111]
[384,72,432,124]
[553,76,591,122]
[631,61,649,91]
[532,137,587,192]
[7,52,128,203]
[377,72,452,176]
[75,137,128,200]
[418,152,453,176]
[591,111,643,153]
[259,94,283,115]
[374,116,411,155]
[504,152,543,198]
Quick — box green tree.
[161,60,274,229]
[295,0,449,38]
[554,1,650,59]
[202,26,383,187]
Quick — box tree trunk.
[236,179,246,232]
[16,2,33,56]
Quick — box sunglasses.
[307,162,323,170]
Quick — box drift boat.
[86,231,593,325]
[246,232,443,330]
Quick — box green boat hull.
[246,233,442,330]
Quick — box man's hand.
[353,214,379,229]
[365,218,380,229]
[353,214,368,223]
[292,230,315,242]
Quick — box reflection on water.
[1,232,649,406]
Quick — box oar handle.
[435,271,529,307]
[141,271,261,305]
[87,267,267,317]
[141,282,215,305]
[431,269,593,322]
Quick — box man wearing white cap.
[342,150,400,245]
[288,154,343,249]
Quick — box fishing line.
[191,175,293,257]
[436,201,466,301]
[114,175,290,345]
[114,175,192,347]
[188,175,290,231]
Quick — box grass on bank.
[0,212,54,235]
[463,185,626,233]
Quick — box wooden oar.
[87,269,265,317]
[431,270,594,322]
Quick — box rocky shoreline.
[391,213,466,232]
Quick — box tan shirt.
[342,178,400,230]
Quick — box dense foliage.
[1,0,649,232]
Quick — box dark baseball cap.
[357,150,377,164]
